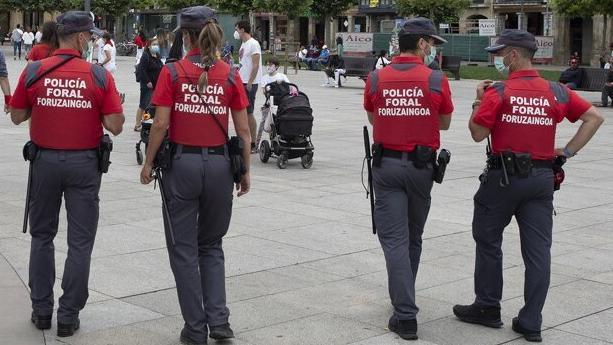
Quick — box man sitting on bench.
[559,59,583,90]
[601,68,613,107]
[322,54,346,87]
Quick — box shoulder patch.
[166,62,178,84]
[549,81,569,104]
[429,69,444,94]
[25,61,43,88]
[90,64,107,89]
[369,70,379,96]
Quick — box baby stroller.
[259,82,314,169]
[135,106,155,165]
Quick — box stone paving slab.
[0,47,611,344]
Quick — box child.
[256,57,290,150]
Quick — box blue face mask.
[424,46,437,65]
[150,45,160,55]
[494,56,509,76]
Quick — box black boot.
[388,316,418,340]
[30,311,52,330]
[209,323,235,340]
[57,318,80,337]
[453,303,503,328]
[180,327,207,345]
[512,317,542,342]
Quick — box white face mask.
[234,31,240,40]
[267,65,277,75]
[494,53,512,76]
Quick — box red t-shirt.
[134,35,146,49]
[27,43,53,62]
[11,48,123,150]
[364,56,454,151]
[473,69,591,160]
[151,49,249,147]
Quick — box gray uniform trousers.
[473,167,554,331]
[373,156,434,321]
[162,147,234,342]
[28,149,101,323]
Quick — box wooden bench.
[288,54,307,71]
[343,56,378,81]
[576,68,608,92]
[441,55,461,80]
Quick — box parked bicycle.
[116,41,137,56]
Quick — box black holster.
[98,134,113,173]
[514,153,532,178]
[413,145,435,169]
[433,149,451,184]
[372,143,382,168]
[228,136,246,183]
[23,141,38,162]
[153,138,175,171]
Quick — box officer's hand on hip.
[236,172,250,197]
[476,80,493,100]
[140,163,154,185]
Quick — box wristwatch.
[563,147,575,158]
[472,100,482,110]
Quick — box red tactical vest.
[368,63,444,151]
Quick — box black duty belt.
[487,158,552,170]
[381,148,432,162]
[181,145,225,155]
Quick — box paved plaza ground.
[0,46,612,345]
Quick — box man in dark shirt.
[559,59,583,89]
[601,68,613,107]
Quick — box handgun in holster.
[153,138,175,171]
[433,149,451,184]
[553,155,566,191]
[98,134,113,173]
[371,143,382,168]
[413,145,435,169]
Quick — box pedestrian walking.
[9,11,124,338]
[235,20,262,153]
[11,24,24,60]
[453,29,604,343]
[139,6,251,345]
[363,17,454,340]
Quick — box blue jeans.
[13,41,22,58]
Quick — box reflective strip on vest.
[429,69,443,94]
[90,64,107,90]
[549,81,569,104]
[369,70,379,96]
[25,61,42,88]
[491,82,505,98]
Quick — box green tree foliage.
[2,0,70,12]
[310,0,357,18]
[213,0,254,15]
[253,0,313,17]
[551,0,613,16]
[396,0,471,24]
[161,0,212,11]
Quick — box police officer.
[453,30,604,342]
[9,11,124,337]
[139,6,251,345]
[363,17,454,340]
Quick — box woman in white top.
[375,50,390,70]
[99,32,117,74]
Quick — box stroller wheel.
[301,152,314,169]
[136,149,143,165]
[277,152,288,169]
[259,141,271,163]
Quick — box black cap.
[57,11,102,36]
[174,6,217,32]
[399,17,447,44]
[485,29,537,53]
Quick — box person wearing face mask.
[454,29,604,343]
[134,38,163,131]
[9,10,125,337]
[363,17,453,341]
[256,56,290,148]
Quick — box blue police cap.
[485,29,537,53]
[57,11,103,36]
[174,6,217,32]
[399,17,447,44]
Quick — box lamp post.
[85,0,91,12]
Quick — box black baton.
[23,161,33,233]
[154,168,176,246]
[363,126,376,235]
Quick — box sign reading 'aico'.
[337,33,374,57]
[478,19,497,36]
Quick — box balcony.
[358,0,397,14]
